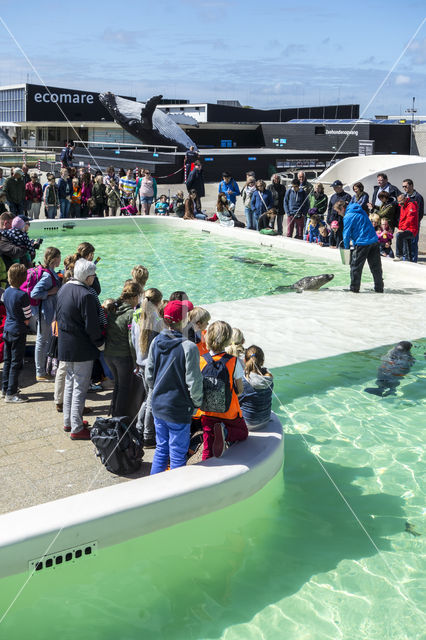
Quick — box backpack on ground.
[20,265,53,306]
[200,352,234,413]
[90,416,144,475]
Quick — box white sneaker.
[393,257,402,262]
[5,394,29,404]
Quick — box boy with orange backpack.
[199,320,248,460]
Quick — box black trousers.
[396,230,413,260]
[350,242,383,292]
[2,332,26,395]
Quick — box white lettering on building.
[325,129,358,136]
[33,92,95,105]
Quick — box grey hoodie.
[145,328,203,423]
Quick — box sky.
[0,0,425,117]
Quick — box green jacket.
[4,176,25,204]
[309,192,328,217]
[104,302,136,360]
[0,256,6,289]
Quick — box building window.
[0,87,25,123]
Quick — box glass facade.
[0,87,25,123]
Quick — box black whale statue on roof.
[99,92,198,151]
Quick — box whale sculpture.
[99,92,198,151]
[273,273,335,293]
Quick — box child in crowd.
[169,290,188,301]
[120,197,138,216]
[199,321,248,460]
[69,178,81,218]
[145,299,203,474]
[1,216,42,260]
[86,197,96,217]
[377,219,394,258]
[306,213,321,243]
[155,195,169,216]
[258,208,277,234]
[132,287,164,447]
[238,345,273,431]
[106,178,121,217]
[225,327,245,363]
[172,191,185,218]
[1,264,32,403]
[318,223,330,247]
[188,306,211,356]
[369,212,381,231]
[329,220,342,248]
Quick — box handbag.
[45,333,58,377]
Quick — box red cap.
[163,300,193,323]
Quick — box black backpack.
[90,417,144,475]
[200,353,234,413]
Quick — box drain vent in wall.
[29,541,98,573]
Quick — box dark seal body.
[365,341,415,397]
[274,273,334,293]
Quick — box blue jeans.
[195,213,207,220]
[7,201,25,216]
[59,199,71,219]
[2,331,26,395]
[244,207,255,230]
[150,417,190,474]
[35,315,52,377]
[46,205,57,219]
[411,234,419,262]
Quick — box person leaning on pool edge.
[334,199,384,294]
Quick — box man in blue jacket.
[335,200,384,294]
[218,172,240,207]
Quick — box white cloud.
[408,37,426,65]
[395,74,411,85]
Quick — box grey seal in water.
[273,273,334,293]
[231,256,276,267]
[364,341,415,397]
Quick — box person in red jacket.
[394,194,419,261]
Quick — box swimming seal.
[99,92,198,151]
[231,256,276,267]
[273,273,334,293]
[364,341,415,397]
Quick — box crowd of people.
[0,233,274,473]
[0,160,423,265]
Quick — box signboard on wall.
[26,84,136,122]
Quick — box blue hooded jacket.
[343,203,378,249]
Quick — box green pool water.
[31,224,369,301]
[1,344,424,639]
[3,224,421,638]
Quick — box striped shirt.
[119,177,136,197]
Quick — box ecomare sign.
[25,83,135,122]
[34,92,94,104]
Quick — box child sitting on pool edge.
[239,345,273,431]
[199,321,248,460]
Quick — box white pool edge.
[0,415,283,579]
